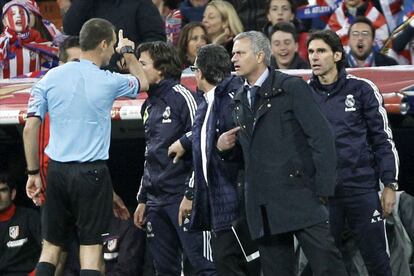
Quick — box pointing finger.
[118,29,124,40]
[227,126,241,135]
[173,155,180,164]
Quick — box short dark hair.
[59,36,80,62]
[79,18,115,51]
[177,22,209,68]
[136,41,182,80]
[265,0,296,15]
[0,172,15,190]
[307,30,345,70]
[270,22,298,42]
[196,44,232,85]
[349,16,376,39]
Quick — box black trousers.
[257,221,348,276]
[211,229,261,276]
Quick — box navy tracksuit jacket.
[309,69,399,194]
[137,79,198,206]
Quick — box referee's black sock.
[35,262,56,276]
[80,269,101,276]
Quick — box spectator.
[0,172,41,275]
[346,16,398,67]
[217,30,348,276]
[328,0,389,50]
[0,1,56,79]
[263,0,309,61]
[202,0,243,56]
[385,14,414,64]
[18,0,63,44]
[307,29,399,276]
[152,0,183,46]
[179,0,208,24]
[133,41,217,276]
[23,18,148,276]
[62,0,165,45]
[269,22,309,69]
[177,22,209,69]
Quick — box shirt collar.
[243,68,270,88]
[0,203,16,222]
[204,86,216,104]
[79,59,98,67]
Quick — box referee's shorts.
[42,159,113,246]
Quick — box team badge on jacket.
[9,225,19,239]
[345,94,356,112]
[162,106,172,123]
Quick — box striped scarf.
[347,51,375,67]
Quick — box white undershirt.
[201,87,216,185]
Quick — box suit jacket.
[233,69,337,239]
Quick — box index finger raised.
[227,126,241,135]
[118,29,124,40]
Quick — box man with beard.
[346,16,398,67]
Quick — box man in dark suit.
[217,31,348,276]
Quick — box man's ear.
[334,51,342,63]
[100,39,108,51]
[257,51,265,64]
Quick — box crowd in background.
[0,0,413,79]
[1,0,414,275]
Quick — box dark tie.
[249,86,259,107]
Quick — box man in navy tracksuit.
[307,30,399,276]
[133,41,216,276]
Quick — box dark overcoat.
[233,69,338,240]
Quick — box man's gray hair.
[234,31,271,66]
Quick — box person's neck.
[80,51,102,68]
[318,68,339,85]
[209,32,222,43]
[277,61,289,69]
[187,55,195,65]
[246,66,267,86]
[203,82,216,94]
[356,59,366,67]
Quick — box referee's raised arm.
[115,29,149,92]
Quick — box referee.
[23,18,148,276]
